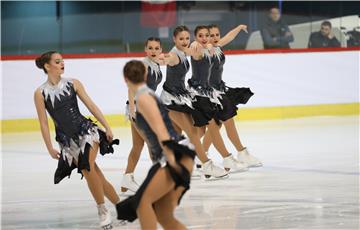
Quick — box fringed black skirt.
[54,120,119,184]
[116,138,196,222]
[212,85,254,124]
[225,86,254,106]
[160,87,214,127]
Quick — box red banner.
[140,1,177,27]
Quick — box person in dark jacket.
[260,7,294,49]
[308,21,341,48]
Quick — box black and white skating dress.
[116,85,196,222]
[160,47,211,127]
[126,57,163,120]
[39,78,118,184]
[210,46,254,117]
[143,57,163,92]
[160,47,193,112]
[187,48,223,125]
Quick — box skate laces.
[130,174,139,186]
[97,204,108,218]
[233,155,244,164]
[231,156,240,165]
[209,161,214,171]
[204,160,213,170]
[243,148,250,156]
[208,160,219,172]
[226,154,238,163]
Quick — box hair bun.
[35,57,44,69]
[35,51,57,74]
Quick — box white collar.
[40,78,72,108]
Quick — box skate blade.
[118,191,134,197]
[191,174,202,180]
[112,220,128,228]
[101,223,113,230]
[202,173,229,181]
[227,167,249,174]
[248,163,263,168]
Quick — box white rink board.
[2,50,359,119]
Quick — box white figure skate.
[98,204,112,230]
[237,148,262,167]
[202,160,229,180]
[223,154,248,173]
[120,173,139,193]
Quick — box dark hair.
[145,37,161,47]
[173,25,190,37]
[35,51,57,74]
[208,24,219,30]
[123,60,146,84]
[321,21,332,28]
[194,25,209,36]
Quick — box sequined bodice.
[209,46,226,89]
[189,49,213,88]
[163,47,189,93]
[40,78,89,137]
[134,85,179,161]
[143,57,163,91]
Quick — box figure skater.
[121,37,166,193]
[188,25,248,173]
[202,24,262,167]
[159,25,229,179]
[34,51,121,229]
[116,60,195,230]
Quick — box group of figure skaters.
[34,23,262,230]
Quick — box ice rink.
[1,115,359,229]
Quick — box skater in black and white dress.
[34,51,121,229]
[202,24,262,167]
[116,60,195,229]
[121,37,165,193]
[160,25,228,179]
[188,25,248,173]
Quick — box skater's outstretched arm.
[73,79,113,142]
[216,24,248,47]
[158,41,201,66]
[34,89,60,159]
[136,94,177,168]
[157,52,178,66]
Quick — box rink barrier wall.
[1,102,359,133]
[2,48,359,133]
[1,47,359,60]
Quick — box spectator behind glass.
[260,7,294,49]
[308,21,341,48]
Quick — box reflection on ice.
[2,116,359,229]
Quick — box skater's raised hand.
[49,148,60,159]
[238,24,248,33]
[211,24,248,47]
